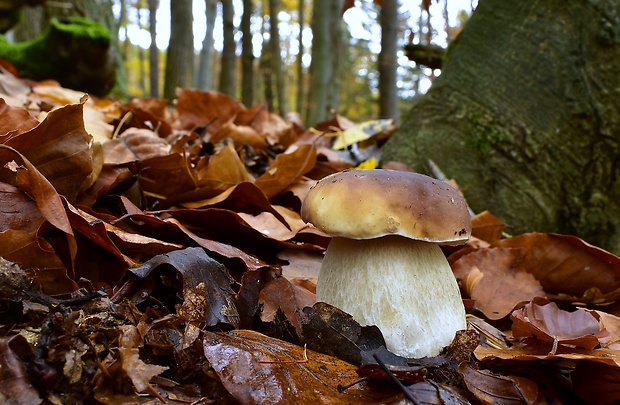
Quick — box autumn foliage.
[1,73,620,404]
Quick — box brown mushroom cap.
[301,169,472,244]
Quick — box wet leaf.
[202,329,402,404]
[0,335,42,404]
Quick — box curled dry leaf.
[452,248,546,320]
[471,210,505,244]
[511,301,610,351]
[102,128,171,164]
[459,363,549,405]
[493,233,620,304]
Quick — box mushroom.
[301,169,471,358]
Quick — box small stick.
[372,353,419,405]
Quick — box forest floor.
[0,73,618,404]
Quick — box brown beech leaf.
[0,145,77,272]
[202,329,402,404]
[510,301,609,350]
[471,210,505,244]
[459,363,547,405]
[210,120,267,148]
[572,361,620,405]
[118,346,168,393]
[0,98,39,138]
[139,153,196,199]
[258,277,316,336]
[452,248,546,320]
[4,101,96,203]
[0,335,42,404]
[493,233,620,303]
[0,182,45,235]
[102,128,171,164]
[0,230,77,294]
[176,88,245,133]
[406,381,472,404]
[254,144,317,199]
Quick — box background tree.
[163,0,193,100]
[305,0,330,125]
[378,0,398,119]
[196,0,217,90]
[240,0,254,105]
[295,0,305,116]
[381,0,620,254]
[219,0,236,96]
[148,0,159,96]
[268,0,286,115]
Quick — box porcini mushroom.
[301,169,471,358]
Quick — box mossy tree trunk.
[381,0,620,254]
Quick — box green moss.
[51,16,111,42]
[465,112,509,153]
[0,17,116,95]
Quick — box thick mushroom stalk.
[301,169,472,359]
[317,236,466,358]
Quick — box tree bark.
[306,0,330,126]
[295,0,305,115]
[196,0,217,90]
[326,0,344,115]
[148,0,159,97]
[269,0,286,115]
[163,0,193,100]
[378,0,398,119]
[240,0,254,105]
[219,0,236,96]
[381,0,620,254]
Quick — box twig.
[372,353,419,405]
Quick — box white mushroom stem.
[316,235,467,358]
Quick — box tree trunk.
[240,0,254,105]
[326,0,344,115]
[13,5,43,42]
[269,0,286,116]
[381,0,620,254]
[378,0,398,119]
[163,0,193,100]
[148,0,159,97]
[295,0,305,115]
[306,0,330,126]
[196,0,217,90]
[219,0,236,96]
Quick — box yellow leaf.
[332,118,393,150]
[354,157,377,170]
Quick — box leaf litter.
[0,71,619,404]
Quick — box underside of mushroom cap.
[301,169,471,245]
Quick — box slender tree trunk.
[382,0,620,254]
[306,0,330,125]
[326,0,344,114]
[269,0,286,116]
[196,0,217,90]
[219,0,236,96]
[240,0,254,105]
[295,0,305,115]
[260,36,274,112]
[13,5,43,41]
[164,0,193,100]
[148,0,159,97]
[378,0,398,119]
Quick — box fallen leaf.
[259,277,316,336]
[452,248,546,320]
[572,361,620,405]
[511,301,610,351]
[471,210,505,244]
[202,329,402,404]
